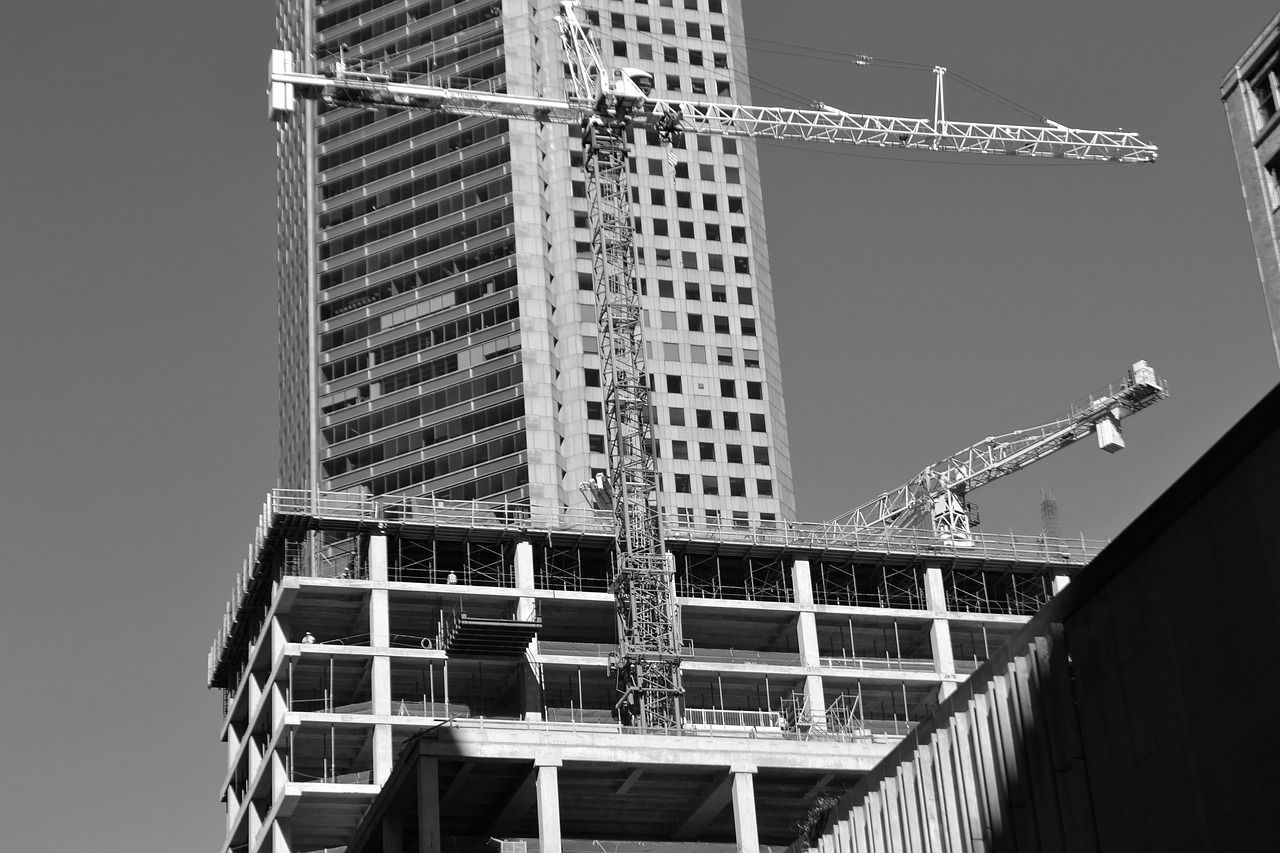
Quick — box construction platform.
[210,490,1098,853]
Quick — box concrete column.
[369,533,388,582]
[374,723,393,785]
[793,560,826,729]
[382,814,403,853]
[417,757,442,853]
[1052,575,1070,595]
[730,765,760,853]
[267,817,292,853]
[514,540,543,721]
[536,759,563,853]
[791,559,814,606]
[925,565,957,701]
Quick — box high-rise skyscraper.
[276,0,794,525]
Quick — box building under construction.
[210,1,1159,851]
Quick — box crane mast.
[824,361,1168,542]
[267,2,1157,730]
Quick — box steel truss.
[946,567,1051,615]
[537,542,611,593]
[585,120,684,730]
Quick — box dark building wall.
[801,382,1280,852]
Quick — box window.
[589,434,605,454]
[711,24,725,40]
[573,211,588,229]
[726,444,743,463]
[578,272,593,291]
[587,401,603,420]
[753,446,770,465]
[743,350,759,368]
[736,286,753,305]
[729,477,746,497]
[674,162,689,179]
[684,281,700,299]
[713,315,730,334]
[669,407,685,426]
[666,375,683,393]
[666,74,681,92]
[722,138,736,155]
[661,310,677,328]
[702,475,720,495]
[725,167,740,184]
[671,440,689,460]
[677,191,692,208]
[720,379,736,398]
[689,49,703,67]
[741,318,756,337]
[731,226,747,244]
[636,15,651,31]
[1253,68,1279,124]
[699,163,715,181]
[714,52,728,69]
[662,18,676,35]
[756,479,774,497]
[747,381,763,399]
[697,136,713,152]
[728,196,744,213]
[686,22,701,37]
[709,0,723,12]
[679,220,695,238]
[655,248,671,266]
[705,223,721,241]
[723,411,739,430]
[664,46,679,63]
[663,342,680,361]
[696,441,715,461]
[648,158,663,176]
[681,251,699,269]
[696,409,712,428]
[651,188,666,206]
[691,78,707,95]
[585,368,600,387]
[717,346,733,365]
[750,413,766,432]
[659,279,675,298]
[652,219,669,236]
[707,254,724,272]
[688,314,703,332]
[690,345,707,363]
[703,194,718,211]
[716,80,732,97]
[684,0,698,9]
[638,43,653,60]
[675,474,692,493]
[734,256,751,274]
[613,41,628,58]
[572,180,586,198]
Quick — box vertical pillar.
[730,765,760,853]
[267,817,292,853]
[792,560,826,729]
[417,757,442,853]
[536,759,563,853]
[370,532,394,783]
[514,540,544,720]
[925,565,957,701]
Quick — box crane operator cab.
[595,67,654,119]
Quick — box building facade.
[277,0,795,525]
[1222,10,1280,369]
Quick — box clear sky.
[1,2,1277,851]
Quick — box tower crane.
[822,361,1168,544]
[268,2,1157,730]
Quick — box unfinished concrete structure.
[797,383,1280,853]
[209,496,1094,851]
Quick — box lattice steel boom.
[823,361,1168,542]
[267,1,1158,729]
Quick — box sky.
[1,1,1277,851]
